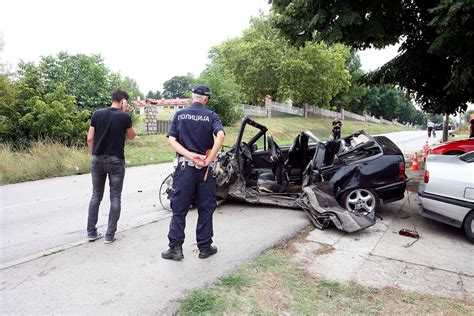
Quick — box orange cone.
[411,152,420,170]
[424,138,429,151]
[422,146,428,159]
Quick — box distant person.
[427,120,435,137]
[332,117,342,140]
[470,119,474,138]
[86,89,136,244]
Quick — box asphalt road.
[374,130,441,154]
[3,129,469,314]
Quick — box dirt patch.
[313,244,335,256]
[405,161,424,193]
[278,225,314,255]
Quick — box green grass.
[0,115,412,185]
[0,142,92,184]
[178,245,474,315]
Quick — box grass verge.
[179,243,473,315]
[1,116,412,185]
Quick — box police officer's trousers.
[168,163,216,250]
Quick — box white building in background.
[133,97,191,115]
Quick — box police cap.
[192,85,211,99]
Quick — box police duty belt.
[174,156,217,173]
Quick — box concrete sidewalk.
[0,204,309,314]
[291,169,474,302]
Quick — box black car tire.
[463,211,474,243]
[341,188,380,215]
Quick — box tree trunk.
[442,112,449,142]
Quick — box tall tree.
[16,52,143,111]
[198,61,243,126]
[217,15,285,104]
[270,0,474,139]
[110,73,143,102]
[330,52,368,113]
[162,75,194,99]
[146,90,162,99]
[279,42,350,106]
[214,14,350,106]
[28,52,112,110]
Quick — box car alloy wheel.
[342,188,380,215]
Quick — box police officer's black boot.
[161,245,184,261]
[199,245,218,259]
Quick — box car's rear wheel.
[341,188,380,215]
[463,211,474,243]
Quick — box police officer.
[162,85,225,261]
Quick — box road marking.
[0,196,66,210]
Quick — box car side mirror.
[252,144,258,151]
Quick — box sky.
[1,0,400,96]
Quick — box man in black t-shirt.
[86,89,136,244]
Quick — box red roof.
[145,98,191,106]
[133,100,147,106]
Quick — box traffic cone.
[422,147,427,159]
[411,152,420,170]
[424,138,429,151]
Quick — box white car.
[418,151,474,242]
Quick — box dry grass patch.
[0,142,90,184]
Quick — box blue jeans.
[87,155,125,239]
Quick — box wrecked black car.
[161,116,407,233]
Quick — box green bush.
[19,85,90,145]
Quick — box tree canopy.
[16,52,142,111]
[162,75,195,99]
[1,52,143,146]
[270,0,474,115]
[146,90,162,99]
[198,61,243,126]
[214,15,351,106]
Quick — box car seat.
[256,134,289,193]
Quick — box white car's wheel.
[341,188,380,215]
[463,211,474,243]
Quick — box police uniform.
[166,94,224,254]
